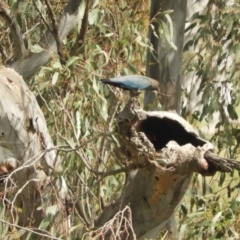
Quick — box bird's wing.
[105,75,151,90]
[101,79,129,90]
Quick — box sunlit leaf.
[211,211,222,233]
[160,20,177,50]
[89,9,99,25]
[66,56,80,67]
[46,204,58,215]
[51,72,59,85]
[31,44,43,53]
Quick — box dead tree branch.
[95,96,240,239]
[44,0,65,64]
[70,0,90,56]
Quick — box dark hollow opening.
[136,116,206,151]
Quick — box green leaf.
[189,11,200,21]
[46,204,58,215]
[92,76,99,93]
[226,18,233,36]
[39,81,49,91]
[66,56,80,67]
[211,211,222,233]
[160,20,177,50]
[69,224,83,233]
[104,33,114,37]
[162,9,174,15]
[51,72,59,85]
[135,35,149,48]
[39,214,52,229]
[219,172,226,187]
[179,224,187,240]
[52,61,62,69]
[185,22,197,33]
[76,110,81,138]
[89,9,99,25]
[31,44,43,53]
[165,14,174,42]
[77,0,87,32]
[227,104,238,120]
[181,204,188,216]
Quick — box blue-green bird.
[101,75,160,92]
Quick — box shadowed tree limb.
[0,2,28,61]
[44,0,66,65]
[204,150,240,173]
[70,0,91,56]
[8,0,87,80]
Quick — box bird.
[100,75,160,92]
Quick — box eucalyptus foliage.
[180,1,240,238]
[0,0,240,239]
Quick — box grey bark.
[145,0,187,113]
[143,0,187,237]
[0,0,85,235]
[95,97,240,239]
[0,0,87,232]
[0,66,69,230]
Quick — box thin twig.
[0,2,28,59]
[44,0,65,64]
[32,0,65,64]
[0,218,61,240]
[99,99,121,161]
[70,0,90,56]
[32,1,52,33]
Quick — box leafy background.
[0,0,240,239]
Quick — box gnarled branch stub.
[95,97,240,239]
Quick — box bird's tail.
[100,79,120,87]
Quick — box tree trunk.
[0,0,88,233]
[0,66,69,231]
[0,0,87,236]
[145,0,187,113]
[143,1,187,237]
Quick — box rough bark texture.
[94,97,240,239]
[145,0,187,113]
[0,0,89,236]
[0,66,68,228]
[144,1,187,236]
[0,0,89,235]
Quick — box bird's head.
[156,85,161,93]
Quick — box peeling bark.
[95,97,240,239]
[0,66,68,229]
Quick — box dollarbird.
[101,75,160,92]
